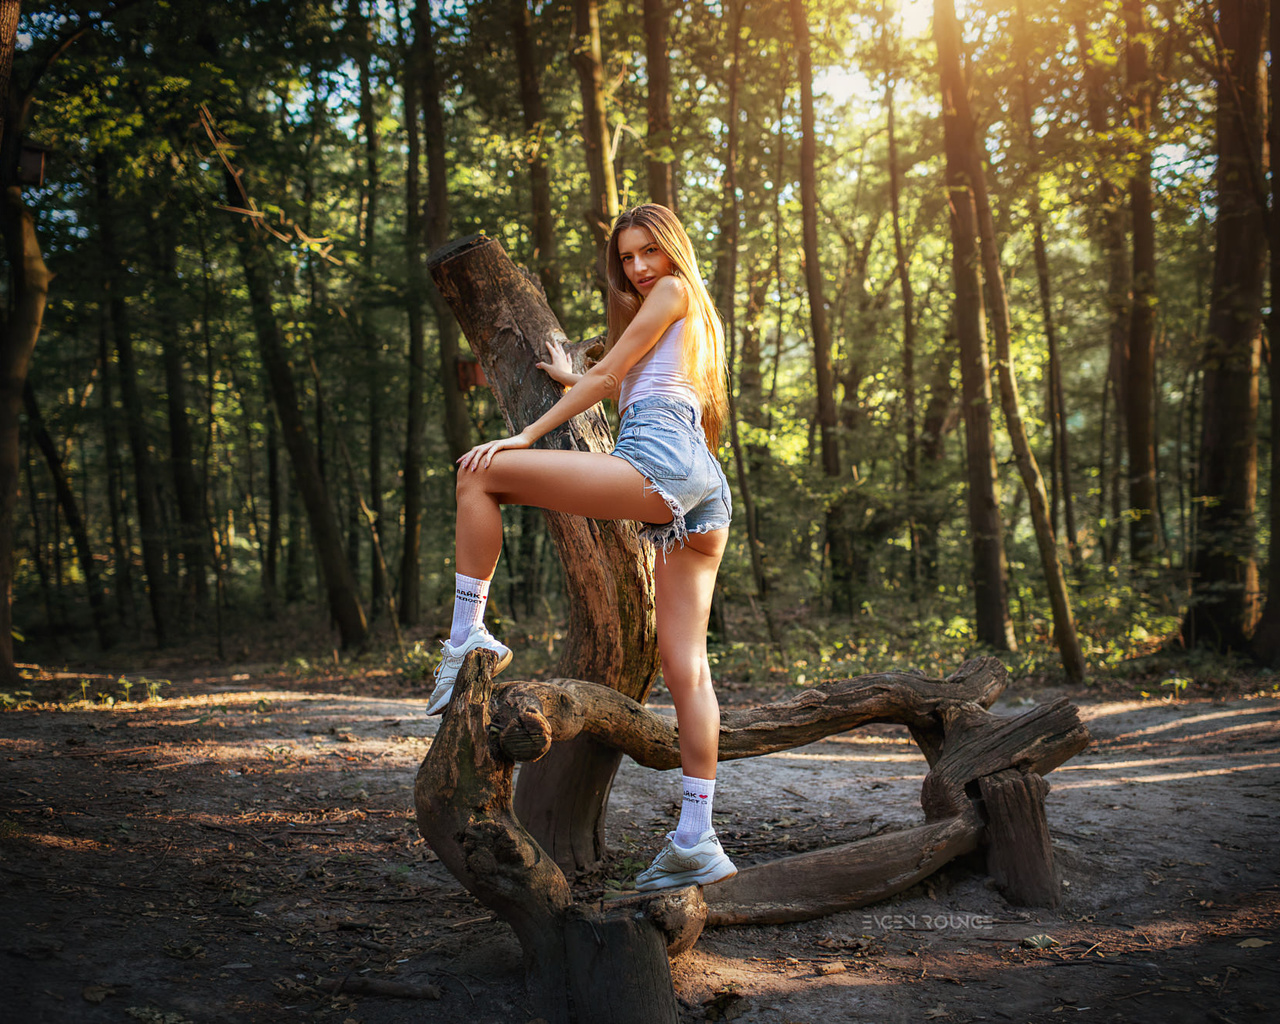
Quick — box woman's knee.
[663,657,714,695]
[456,464,491,503]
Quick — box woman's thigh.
[462,448,674,525]
[652,528,728,670]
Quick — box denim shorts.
[610,396,733,552]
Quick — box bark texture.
[1184,0,1265,651]
[415,651,687,1024]
[934,0,1015,649]
[0,185,47,682]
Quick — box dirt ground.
[2,654,1278,1024]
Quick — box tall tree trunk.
[264,410,280,613]
[153,214,209,607]
[399,3,469,625]
[510,0,564,319]
[398,7,426,626]
[790,0,852,614]
[229,171,368,650]
[350,0,385,614]
[1124,0,1161,562]
[0,179,48,678]
[1184,0,1266,651]
[789,0,838,480]
[23,381,112,648]
[920,343,958,583]
[933,0,1015,650]
[1016,0,1078,569]
[572,0,619,273]
[0,0,31,683]
[96,156,173,646]
[97,301,137,631]
[1074,17,1130,564]
[643,0,674,209]
[886,73,920,587]
[962,109,1087,681]
[418,2,469,462]
[716,0,773,638]
[1249,0,1280,664]
[284,469,305,603]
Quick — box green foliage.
[7,0,1271,683]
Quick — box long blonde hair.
[604,204,728,451]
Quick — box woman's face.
[617,225,675,298]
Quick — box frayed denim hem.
[636,480,688,557]
[610,448,688,557]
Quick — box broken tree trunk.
[427,234,660,873]
[416,652,1092,1017]
[415,650,697,1024]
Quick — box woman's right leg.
[430,448,672,714]
[453,447,673,578]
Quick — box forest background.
[2,0,1277,698]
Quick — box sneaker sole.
[635,860,737,891]
[426,646,514,716]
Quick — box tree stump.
[415,651,696,1024]
[978,768,1060,907]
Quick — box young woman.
[426,203,736,891]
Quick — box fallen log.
[417,649,1093,1018]
[489,656,1009,769]
[703,809,985,926]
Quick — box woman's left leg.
[634,527,736,890]
[652,527,728,780]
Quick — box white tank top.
[618,317,700,414]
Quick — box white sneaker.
[634,830,737,891]
[425,624,512,715]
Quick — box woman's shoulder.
[650,273,689,304]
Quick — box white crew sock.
[674,774,716,847]
[450,573,491,646]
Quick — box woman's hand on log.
[535,338,579,386]
[458,431,534,471]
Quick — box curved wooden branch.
[491,656,1010,768]
[419,648,1090,999]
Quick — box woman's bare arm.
[459,277,688,469]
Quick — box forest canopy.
[2,0,1274,687]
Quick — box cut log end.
[497,708,555,762]
[426,233,496,271]
[603,886,708,956]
